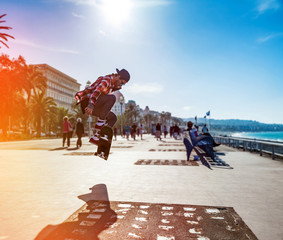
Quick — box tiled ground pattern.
[41,201,258,240]
[134,159,199,166]
[158,144,185,147]
[193,148,233,169]
[149,149,186,152]
[64,152,102,156]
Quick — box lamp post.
[85,81,92,138]
[87,116,92,138]
[119,95,124,137]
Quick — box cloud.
[60,0,173,8]
[14,39,80,54]
[183,106,191,111]
[60,0,97,5]
[257,32,283,43]
[132,0,174,7]
[99,29,106,35]
[256,0,281,14]
[126,82,164,94]
[72,12,86,19]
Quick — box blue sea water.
[232,131,283,142]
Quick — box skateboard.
[94,126,113,160]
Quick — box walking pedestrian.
[131,123,137,141]
[75,68,130,145]
[169,125,174,138]
[156,123,162,141]
[75,118,84,148]
[62,116,72,147]
[173,124,180,139]
[163,125,168,138]
[125,125,131,140]
[140,124,144,140]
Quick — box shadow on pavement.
[34,184,117,240]
[66,147,79,151]
[48,147,67,151]
[194,149,233,170]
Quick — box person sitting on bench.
[187,121,220,147]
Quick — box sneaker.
[89,136,99,146]
[100,135,108,141]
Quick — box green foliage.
[0,14,14,49]
[30,90,56,137]
[0,54,47,138]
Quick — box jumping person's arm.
[85,79,110,115]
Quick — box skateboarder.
[75,68,130,145]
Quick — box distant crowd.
[61,116,217,150]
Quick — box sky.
[1,0,283,124]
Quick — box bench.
[183,131,215,163]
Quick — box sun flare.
[100,0,133,26]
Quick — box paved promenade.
[0,135,282,240]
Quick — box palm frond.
[0,26,12,30]
[0,40,9,48]
[0,33,15,40]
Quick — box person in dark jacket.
[156,123,162,140]
[75,118,84,148]
[75,68,130,146]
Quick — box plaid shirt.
[75,75,114,109]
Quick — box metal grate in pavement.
[149,149,186,152]
[158,144,184,146]
[111,146,133,148]
[40,201,258,240]
[135,159,199,166]
[64,152,111,156]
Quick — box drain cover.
[64,152,112,156]
[135,159,198,166]
[38,201,258,240]
[149,149,186,152]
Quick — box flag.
[206,111,210,116]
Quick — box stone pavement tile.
[36,200,258,240]
[1,135,283,240]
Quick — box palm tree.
[0,54,26,137]
[23,64,47,102]
[0,54,48,138]
[132,105,140,123]
[125,103,134,125]
[165,112,172,126]
[160,111,166,125]
[71,101,88,126]
[0,14,14,48]
[30,90,56,137]
[45,104,58,136]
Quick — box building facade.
[35,64,81,110]
[111,91,126,116]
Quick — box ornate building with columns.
[111,91,125,115]
[35,64,81,110]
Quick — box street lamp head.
[119,95,124,104]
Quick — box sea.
[231,131,283,142]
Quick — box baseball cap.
[116,68,130,82]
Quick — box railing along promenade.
[213,136,283,160]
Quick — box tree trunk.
[36,117,41,138]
